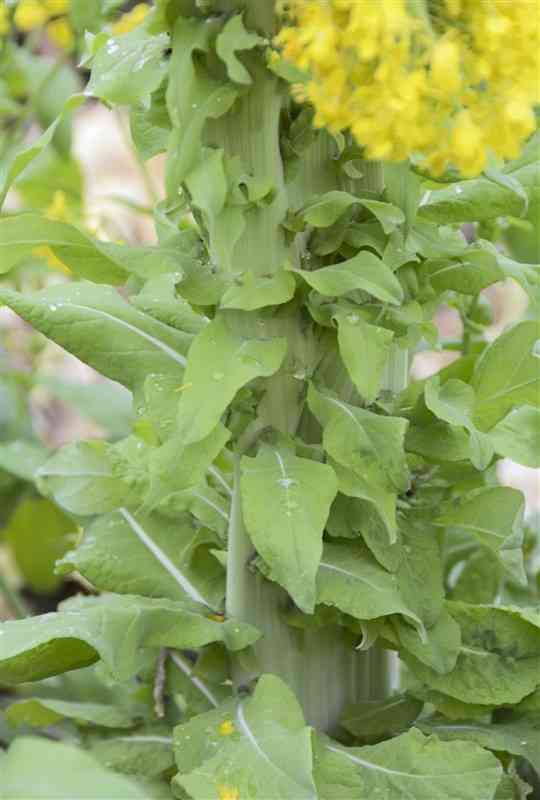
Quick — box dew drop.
[278,478,297,489]
[212,371,224,381]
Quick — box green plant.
[0,1,539,798]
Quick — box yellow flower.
[0,3,10,36]
[217,786,239,800]
[218,720,235,736]
[112,2,150,35]
[276,0,540,177]
[46,17,74,49]
[14,0,48,31]
[32,245,71,274]
[46,190,69,221]
[42,0,70,13]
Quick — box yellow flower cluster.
[7,0,74,49]
[277,0,540,176]
[112,3,150,35]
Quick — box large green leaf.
[0,214,128,283]
[490,406,540,468]
[0,283,190,391]
[3,497,75,594]
[87,25,168,106]
[308,385,409,530]
[418,162,539,223]
[435,487,526,585]
[176,315,286,445]
[420,717,540,774]
[36,441,133,516]
[58,508,224,608]
[0,737,150,799]
[406,603,540,706]
[317,541,425,635]
[240,446,337,613]
[173,674,317,800]
[294,251,403,305]
[0,594,258,685]
[394,608,461,675]
[313,728,502,800]
[472,321,540,430]
[336,313,394,403]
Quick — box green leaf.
[0,95,84,208]
[241,446,337,613]
[0,441,48,482]
[58,508,223,608]
[359,199,406,234]
[132,274,207,335]
[176,315,286,445]
[436,487,526,585]
[215,14,266,85]
[146,423,230,507]
[130,88,171,160]
[5,698,135,730]
[420,717,540,775]
[0,283,190,392]
[418,163,539,223]
[313,728,502,800]
[173,674,317,800]
[472,320,540,430]
[0,737,150,799]
[490,406,540,468]
[335,313,394,403]
[425,377,494,469]
[340,694,423,740]
[0,214,129,283]
[87,26,168,106]
[308,384,409,499]
[301,194,406,234]
[301,191,358,228]
[421,250,503,296]
[0,594,258,685]
[394,608,461,675]
[166,16,238,188]
[397,517,445,629]
[451,548,501,605]
[37,441,133,516]
[317,541,425,635]
[87,730,175,781]
[293,251,404,305]
[3,497,75,594]
[220,270,296,310]
[406,603,540,706]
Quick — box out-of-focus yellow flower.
[46,190,69,221]
[14,0,48,31]
[217,786,239,800]
[112,2,150,35]
[277,0,540,176]
[32,246,71,274]
[42,0,70,13]
[0,3,10,36]
[46,17,74,50]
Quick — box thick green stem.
[214,2,407,731]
